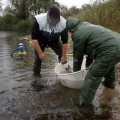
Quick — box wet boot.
[102,66,116,89]
[33,49,42,77]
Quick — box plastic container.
[19,43,25,52]
[55,57,91,89]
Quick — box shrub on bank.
[0,0,120,33]
[0,15,34,31]
[74,0,120,33]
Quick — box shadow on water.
[0,31,120,120]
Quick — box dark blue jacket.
[31,13,68,46]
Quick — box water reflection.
[0,31,29,38]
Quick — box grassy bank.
[0,16,33,31]
[0,0,120,33]
[74,0,120,33]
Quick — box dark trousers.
[33,40,62,74]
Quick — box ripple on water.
[0,35,120,119]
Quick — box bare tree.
[0,0,3,16]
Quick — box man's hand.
[61,57,67,64]
[31,40,47,61]
[39,52,47,61]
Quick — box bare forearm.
[62,43,68,57]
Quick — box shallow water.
[0,32,120,120]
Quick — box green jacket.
[66,17,120,72]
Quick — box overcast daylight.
[1,0,95,8]
[0,0,120,119]
[57,0,94,8]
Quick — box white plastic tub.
[55,57,91,89]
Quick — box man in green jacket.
[66,17,120,106]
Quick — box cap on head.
[48,6,60,25]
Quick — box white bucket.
[55,56,90,89]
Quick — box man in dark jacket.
[31,6,68,76]
[66,17,120,106]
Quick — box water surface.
[0,31,120,120]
